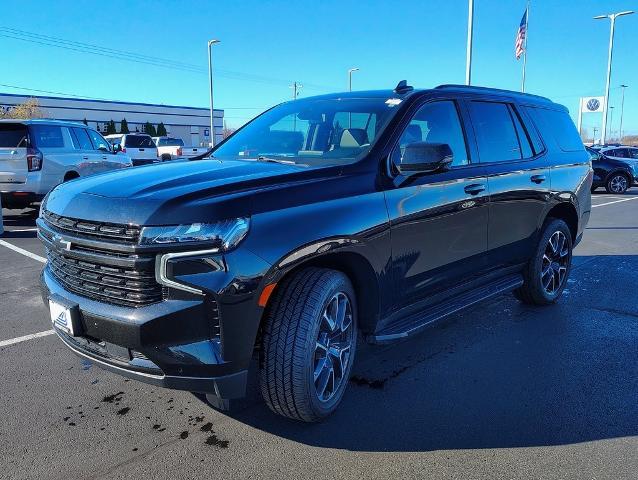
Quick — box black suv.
[587,147,638,194]
[38,83,592,422]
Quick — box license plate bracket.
[49,294,82,336]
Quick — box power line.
[0,26,338,91]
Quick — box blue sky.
[1,0,636,136]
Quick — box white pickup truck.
[152,136,209,161]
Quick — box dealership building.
[0,92,224,147]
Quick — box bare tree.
[221,121,236,139]
[0,98,46,119]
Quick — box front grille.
[43,210,141,243]
[47,248,163,307]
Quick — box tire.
[514,218,573,305]
[161,154,171,161]
[605,173,629,194]
[260,267,357,422]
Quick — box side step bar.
[370,274,524,344]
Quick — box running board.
[370,274,524,344]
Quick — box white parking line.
[0,330,55,348]
[591,196,638,209]
[0,239,46,263]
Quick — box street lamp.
[465,0,474,85]
[619,84,628,143]
[207,39,220,147]
[594,10,634,145]
[609,106,615,141]
[348,68,359,92]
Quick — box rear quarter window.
[0,123,29,148]
[524,107,583,152]
[29,125,65,148]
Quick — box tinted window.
[124,135,155,148]
[158,137,184,147]
[30,125,64,148]
[469,101,522,162]
[86,129,110,150]
[396,101,468,167]
[629,148,638,160]
[525,107,583,152]
[0,123,29,148]
[70,128,93,150]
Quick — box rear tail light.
[27,148,43,171]
[177,147,183,156]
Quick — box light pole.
[348,68,359,92]
[207,39,220,147]
[290,81,302,100]
[608,106,615,141]
[619,84,628,143]
[465,0,474,85]
[594,10,634,145]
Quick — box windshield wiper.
[256,156,298,165]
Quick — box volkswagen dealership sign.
[581,96,605,113]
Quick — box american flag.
[515,9,528,60]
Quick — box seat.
[339,128,369,148]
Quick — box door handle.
[530,174,546,184]
[464,184,486,195]
[82,156,89,160]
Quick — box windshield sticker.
[385,98,402,107]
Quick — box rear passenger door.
[465,99,550,268]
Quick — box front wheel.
[514,218,573,305]
[259,268,357,422]
[606,173,629,194]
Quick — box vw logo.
[586,99,600,111]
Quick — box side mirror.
[112,143,122,153]
[397,142,453,175]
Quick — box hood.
[44,159,326,226]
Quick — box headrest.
[339,128,369,148]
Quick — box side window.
[525,107,583,152]
[468,101,522,162]
[70,128,93,150]
[395,100,469,167]
[86,129,110,151]
[29,125,65,148]
[510,106,534,158]
[629,149,638,160]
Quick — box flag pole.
[521,1,530,92]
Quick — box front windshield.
[212,96,401,166]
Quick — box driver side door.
[385,99,489,313]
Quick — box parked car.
[38,83,591,422]
[0,119,132,209]
[105,133,159,166]
[588,146,638,193]
[152,136,209,161]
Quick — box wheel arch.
[545,201,578,242]
[260,249,382,336]
[63,170,80,181]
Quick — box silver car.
[0,119,132,209]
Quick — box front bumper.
[40,243,270,399]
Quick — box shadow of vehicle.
[218,254,638,453]
[1,208,38,238]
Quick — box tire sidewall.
[303,274,357,419]
[530,219,573,303]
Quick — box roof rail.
[435,84,551,102]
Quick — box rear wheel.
[260,267,357,422]
[606,173,629,194]
[514,218,572,305]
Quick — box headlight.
[139,218,250,250]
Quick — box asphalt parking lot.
[1,191,637,480]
